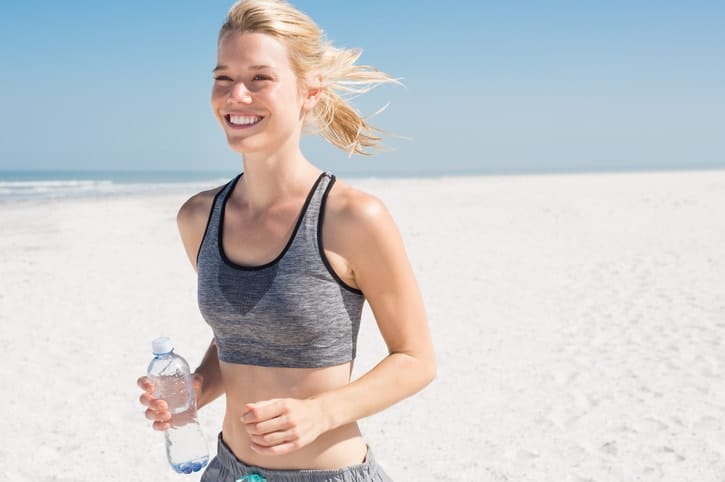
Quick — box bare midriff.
[218,360,368,470]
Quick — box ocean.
[2,166,721,203]
[0,168,483,202]
[0,170,239,203]
[0,168,479,202]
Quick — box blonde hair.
[220,0,399,156]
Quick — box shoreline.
[2,166,725,205]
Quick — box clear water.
[164,417,209,474]
[148,352,209,474]
[152,374,194,414]
[170,455,209,474]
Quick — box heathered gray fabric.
[200,433,394,482]
[197,172,365,368]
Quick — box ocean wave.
[0,178,229,202]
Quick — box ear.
[301,73,324,111]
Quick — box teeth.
[229,115,262,126]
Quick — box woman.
[137,1,435,480]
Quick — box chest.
[222,201,301,268]
[196,257,364,367]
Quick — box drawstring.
[236,475,267,482]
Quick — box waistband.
[214,432,380,482]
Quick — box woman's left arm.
[313,193,437,428]
[243,193,436,455]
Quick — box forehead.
[217,31,292,70]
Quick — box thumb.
[191,373,204,400]
[191,372,204,389]
[246,399,279,410]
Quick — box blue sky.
[1,1,723,176]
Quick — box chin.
[226,136,264,155]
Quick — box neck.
[238,142,321,213]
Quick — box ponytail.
[311,47,400,156]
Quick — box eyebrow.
[212,64,274,72]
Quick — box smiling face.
[211,31,317,156]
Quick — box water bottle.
[147,336,209,474]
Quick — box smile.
[224,114,264,128]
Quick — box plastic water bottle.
[147,336,209,474]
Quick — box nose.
[230,81,253,104]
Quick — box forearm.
[312,351,436,432]
[193,338,225,409]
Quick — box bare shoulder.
[325,178,395,238]
[177,186,222,228]
[177,185,225,270]
[325,176,427,347]
[323,177,404,284]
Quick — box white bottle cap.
[152,336,174,355]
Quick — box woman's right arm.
[193,339,224,409]
[176,188,226,408]
[137,188,225,430]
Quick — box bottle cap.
[152,336,174,355]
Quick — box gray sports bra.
[196,172,365,368]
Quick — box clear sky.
[1,1,723,176]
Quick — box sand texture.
[1,170,724,481]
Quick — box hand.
[241,398,328,456]
[137,373,203,431]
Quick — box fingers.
[250,441,299,456]
[137,376,153,392]
[245,414,290,435]
[241,399,321,456]
[145,407,172,430]
[145,407,171,422]
[142,400,171,431]
[138,375,170,431]
[249,429,297,447]
[242,399,284,423]
[139,393,168,411]
[153,420,172,432]
[141,397,168,413]
[242,400,289,438]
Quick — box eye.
[214,75,233,82]
[253,74,272,81]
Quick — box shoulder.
[177,184,226,269]
[324,176,418,302]
[325,177,394,236]
[324,177,401,264]
[177,186,222,229]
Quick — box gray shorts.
[200,433,393,482]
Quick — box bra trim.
[217,171,326,272]
[316,175,364,295]
[195,183,232,268]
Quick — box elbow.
[411,350,436,389]
[392,349,437,390]
[422,356,437,387]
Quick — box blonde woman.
[137,1,435,480]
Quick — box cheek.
[211,83,231,103]
[276,79,305,107]
[211,87,223,105]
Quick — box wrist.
[311,393,339,433]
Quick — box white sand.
[1,169,724,481]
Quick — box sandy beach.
[1,169,724,482]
